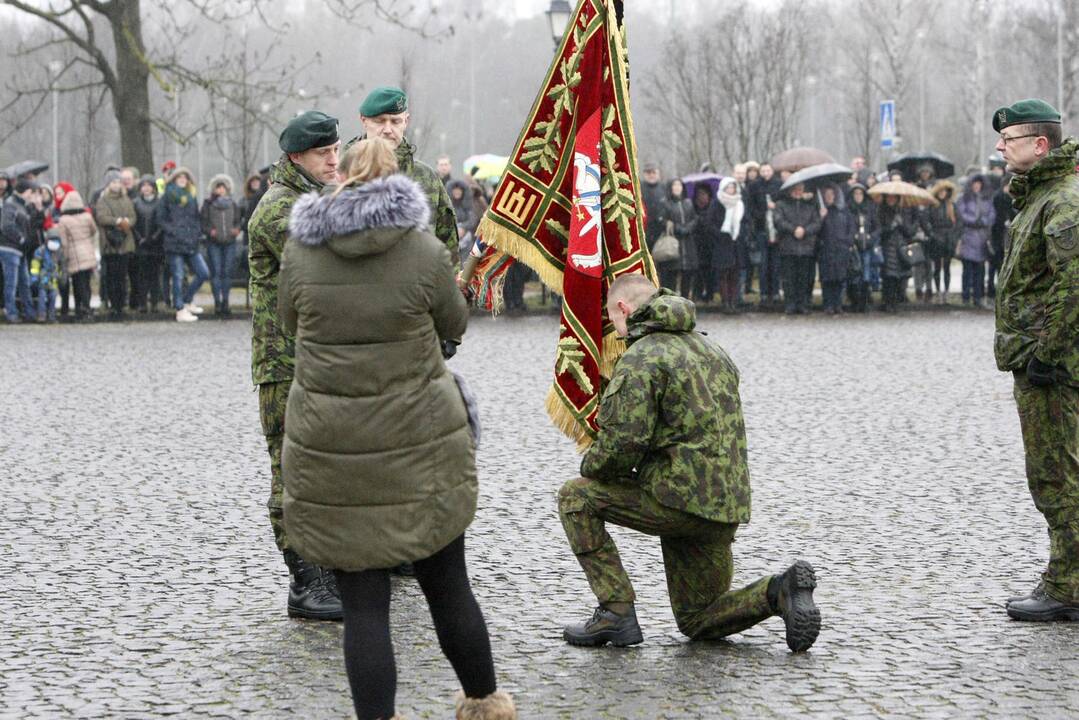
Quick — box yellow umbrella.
[868,181,939,207]
[463,154,509,182]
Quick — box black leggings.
[334,535,496,720]
[933,257,951,293]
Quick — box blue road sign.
[880,100,896,150]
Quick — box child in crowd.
[30,234,62,323]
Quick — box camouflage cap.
[360,86,408,117]
[993,99,1062,132]
[279,110,340,154]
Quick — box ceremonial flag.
[471,0,655,447]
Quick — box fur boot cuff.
[455,690,517,720]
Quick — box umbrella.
[886,152,955,182]
[5,160,49,178]
[868,181,939,208]
[770,146,834,173]
[463,154,509,182]
[681,172,725,199]
[780,163,853,192]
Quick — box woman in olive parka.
[279,138,515,720]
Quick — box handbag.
[651,233,680,264]
[846,245,863,280]
[105,227,127,249]
[899,241,926,268]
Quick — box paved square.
[3,312,1078,718]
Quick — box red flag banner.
[473,0,656,447]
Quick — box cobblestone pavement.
[3,311,1078,719]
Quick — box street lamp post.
[48,61,62,182]
[547,0,572,48]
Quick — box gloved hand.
[1027,356,1058,387]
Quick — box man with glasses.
[992,99,1079,622]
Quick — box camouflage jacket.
[344,136,459,262]
[995,138,1079,386]
[248,155,323,386]
[581,290,752,524]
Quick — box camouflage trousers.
[259,380,292,553]
[558,477,773,640]
[1014,373,1079,604]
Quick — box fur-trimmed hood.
[289,174,430,258]
[209,173,234,195]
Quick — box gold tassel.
[545,385,595,452]
[477,217,565,295]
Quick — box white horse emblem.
[570,150,603,270]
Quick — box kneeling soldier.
[559,275,821,651]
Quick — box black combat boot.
[768,560,821,652]
[1006,592,1079,622]
[562,604,643,647]
[283,550,343,621]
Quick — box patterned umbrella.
[868,180,939,207]
[770,147,834,173]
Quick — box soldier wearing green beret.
[248,110,343,620]
[347,87,459,265]
[991,100,1079,622]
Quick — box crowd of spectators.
[639,155,1014,315]
[0,163,268,323]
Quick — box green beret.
[993,99,1062,133]
[360,86,408,117]
[279,111,340,154]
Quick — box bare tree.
[0,0,444,174]
[644,0,814,171]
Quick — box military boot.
[562,604,643,647]
[283,550,343,621]
[1006,593,1079,622]
[768,560,821,652]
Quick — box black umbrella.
[780,163,853,193]
[887,152,955,182]
[5,160,49,178]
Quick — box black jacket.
[879,205,915,279]
[990,189,1015,262]
[0,195,32,254]
[818,203,856,283]
[774,195,822,257]
[746,176,782,232]
[641,180,669,248]
[848,199,880,252]
[133,195,162,254]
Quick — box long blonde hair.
[334,138,399,196]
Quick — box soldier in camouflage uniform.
[989,100,1079,622]
[249,111,343,620]
[345,87,459,263]
[559,275,821,651]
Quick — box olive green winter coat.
[581,290,752,524]
[278,173,474,571]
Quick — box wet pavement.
[2,310,1077,719]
